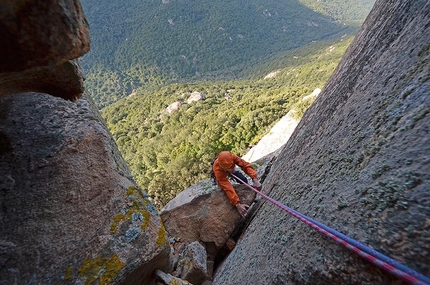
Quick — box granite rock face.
[0,0,90,73]
[0,93,170,285]
[0,59,86,101]
[0,1,171,284]
[214,0,430,284]
[0,0,90,101]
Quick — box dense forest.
[80,0,375,108]
[102,36,355,208]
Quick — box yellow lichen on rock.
[108,186,153,237]
[141,209,151,229]
[156,223,168,248]
[78,254,125,285]
[126,186,150,206]
[64,266,73,280]
[126,185,139,196]
[110,213,127,235]
[125,200,151,230]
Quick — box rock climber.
[212,151,262,217]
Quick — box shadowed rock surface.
[214,0,430,284]
[0,59,86,101]
[1,1,171,283]
[0,0,90,101]
[0,0,90,73]
[0,93,170,284]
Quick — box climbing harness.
[230,173,430,285]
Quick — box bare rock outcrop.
[214,0,430,284]
[175,241,208,284]
[166,101,183,113]
[160,179,256,280]
[160,179,255,251]
[242,110,299,163]
[0,93,170,284]
[243,88,321,163]
[0,0,90,101]
[187,91,207,104]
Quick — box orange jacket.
[213,152,257,205]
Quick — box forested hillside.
[103,36,355,208]
[81,0,375,208]
[80,0,374,108]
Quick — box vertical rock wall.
[214,0,430,284]
[0,93,170,284]
[0,1,171,283]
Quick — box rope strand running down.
[230,173,430,285]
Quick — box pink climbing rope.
[230,173,430,285]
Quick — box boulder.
[187,91,206,104]
[175,241,208,284]
[160,179,256,259]
[0,0,90,73]
[0,92,170,285]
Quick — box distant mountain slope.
[299,0,375,22]
[80,0,374,108]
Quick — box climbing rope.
[230,173,430,285]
